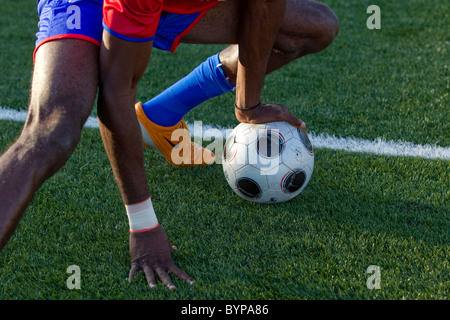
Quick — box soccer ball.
[222,121,314,204]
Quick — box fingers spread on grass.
[155,266,176,290]
[170,265,194,285]
[143,264,157,288]
[128,264,140,283]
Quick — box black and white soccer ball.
[222,121,314,204]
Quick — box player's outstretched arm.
[98,28,193,290]
[234,0,305,129]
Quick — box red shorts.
[103,0,222,44]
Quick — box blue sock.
[142,52,235,127]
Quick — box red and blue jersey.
[35,0,222,59]
[103,0,222,47]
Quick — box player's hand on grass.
[128,225,194,290]
[235,102,306,129]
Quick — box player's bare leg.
[184,0,339,85]
[0,40,99,250]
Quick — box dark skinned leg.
[183,0,340,84]
[0,40,99,250]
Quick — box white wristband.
[125,197,159,233]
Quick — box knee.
[280,2,340,56]
[313,3,340,52]
[22,114,82,168]
[49,125,81,161]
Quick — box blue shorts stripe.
[102,22,155,43]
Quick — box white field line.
[1,107,449,160]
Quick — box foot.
[136,102,215,166]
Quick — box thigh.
[180,0,241,45]
[182,0,336,49]
[29,39,99,130]
[31,0,102,129]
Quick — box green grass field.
[0,0,448,301]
